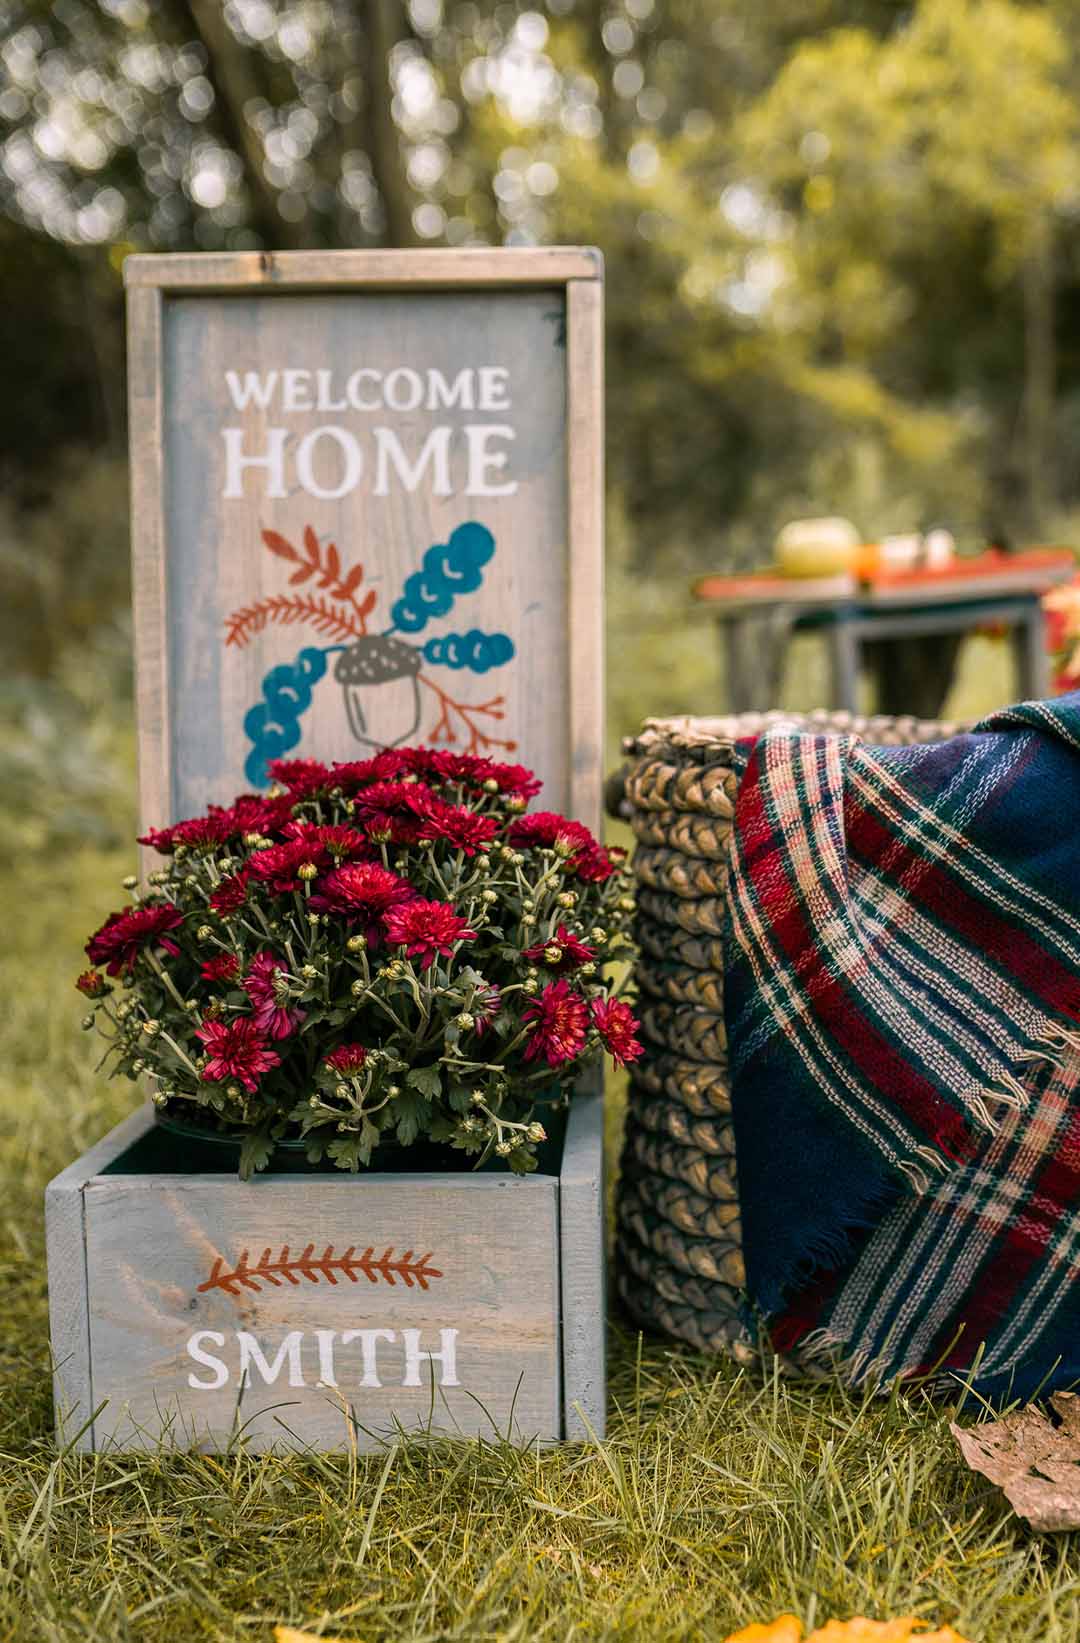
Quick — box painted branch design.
[224,594,368,648]
[419,673,518,756]
[197,1244,444,1295]
[262,527,377,627]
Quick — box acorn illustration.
[333,635,422,749]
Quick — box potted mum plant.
[76,748,641,1179]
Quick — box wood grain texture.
[47,1098,606,1453]
[126,249,605,830]
[566,277,605,835]
[126,284,172,869]
[124,248,603,291]
[69,1109,564,1452]
[559,1078,606,1440]
[45,1105,157,1451]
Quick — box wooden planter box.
[46,1087,604,1453]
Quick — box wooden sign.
[47,1089,605,1452]
[125,248,604,832]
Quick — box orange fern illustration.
[225,593,368,648]
[262,527,377,619]
[197,1243,444,1295]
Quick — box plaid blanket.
[725,696,1080,1395]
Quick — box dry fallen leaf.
[721,1620,971,1643]
[951,1390,1080,1532]
[722,1621,802,1643]
[274,1628,364,1643]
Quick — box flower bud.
[335,1082,350,1100]
[387,1083,401,1097]
[520,915,534,928]
[618,897,635,912]
[506,795,527,813]
[495,1140,512,1157]
[300,964,318,981]
[590,928,607,944]
[152,1091,168,1108]
[347,934,367,952]
[528,1122,547,1142]
[122,874,138,890]
[81,1014,95,1031]
[197,925,213,941]
[580,962,597,977]
[351,979,366,997]
[481,889,498,904]
[522,978,538,994]
[308,913,321,926]
[557,892,576,909]
[483,777,499,793]
[511,852,525,867]
[298,862,318,881]
[141,1019,160,1036]
[456,1012,475,1031]
[544,945,563,965]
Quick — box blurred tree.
[3,0,1080,680]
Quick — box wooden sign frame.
[124,247,604,835]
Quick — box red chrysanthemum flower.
[523,924,596,972]
[167,813,237,850]
[590,997,644,1067]
[246,838,330,893]
[312,861,416,943]
[266,756,332,798]
[485,761,543,799]
[242,951,306,1040]
[470,981,502,1035]
[522,978,589,1068]
[283,820,370,860]
[209,871,249,915]
[383,898,476,970]
[218,792,293,837]
[323,1043,367,1073]
[136,822,178,853]
[85,903,184,976]
[419,803,500,855]
[573,845,618,883]
[195,1016,282,1093]
[507,811,597,859]
[200,953,239,983]
[75,969,109,998]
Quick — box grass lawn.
[3,626,1074,1641]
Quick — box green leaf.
[239,1129,275,1180]
[393,1087,431,1145]
[406,1065,442,1100]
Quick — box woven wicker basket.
[608,708,964,1359]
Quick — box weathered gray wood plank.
[125,247,603,291]
[82,1165,562,1453]
[45,1105,156,1450]
[559,1078,606,1440]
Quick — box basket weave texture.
[609,708,965,1359]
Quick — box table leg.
[1011,600,1050,701]
[719,613,792,712]
[826,619,860,713]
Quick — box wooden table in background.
[693,553,1076,716]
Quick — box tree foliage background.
[3,0,1080,753]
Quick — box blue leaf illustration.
[422,629,515,673]
[243,646,328,785]
[390,522,495,635]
